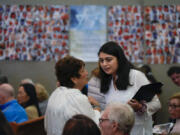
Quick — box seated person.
[35,83,49,115]
[62,114,100,135]
[20,78,34,85]
[45,56,100,135]
[168,92,180,134]
[0,83,28,123]
[0,109,14,135]
[99,102,135,135]
[167,66,180,87]
[0,75,8,85]
[17,83,41,120]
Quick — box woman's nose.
[102,61,108,66]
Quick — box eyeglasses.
[99,118,110,123]
[168,104,180,109]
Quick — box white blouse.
[105,69,149,106]
[104,69,161,135]
[88,69,161,135]
[44,86,100,135]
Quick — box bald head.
[0,83,15,104]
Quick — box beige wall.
[0,0,180,124]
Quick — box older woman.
[45,56,100,135]
[168,92,180,134]
[17,83,41,120]
[35,83,49,115]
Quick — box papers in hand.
[153,122,174,134]
[132,82,163,102]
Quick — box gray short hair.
[106,102,135,134]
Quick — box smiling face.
[71,66,88,90]
[99,52,118,77]
[168,98,180,119]
[17,86,30,105]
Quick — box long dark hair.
[19,83,41,116]
[98,41,134,93]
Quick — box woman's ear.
[71,77,77,85]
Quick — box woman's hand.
[88,96,101,111]
[127,99,142,112]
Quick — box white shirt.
[88,69,161,135]
[44,86,100,135]
[105,69,161,135]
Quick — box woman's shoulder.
[88,76,100,86]
[25,105,39,120]
[25,105,37,111]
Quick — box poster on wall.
[70,5,107,62]
[0,5,69,61]
[144,5,180,64]
[108,5,144,63]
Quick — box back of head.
[138,64,159,84]
[0,76,8,85]
[21,78,34,85]
[55,56,85,88]
[62,114,100,135]
[35,83,49,102]
[91,67,101,78]
[167,66,180,76]
[106,102,135,135]
[0,83,14,103]
[139,64,151,75]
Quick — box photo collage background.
[0,5,179,63]
[0,5,69,61]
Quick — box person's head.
[98,41,129,77]
[139,64,152,75]
[62,114,101,135]
[99,102,134,135]
[0,76,8,85]
[98,41,133,93]
[0,83,14,105]
[17,83,41,116]
[55,56,88,90]
[167,66,180,86]
[0,110,14,135]
[168,92,180,119]
[35,83,49,102]
[20,78,34,85]
[91,67,101,79]
[138,64,160,87]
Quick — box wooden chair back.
[9,116,46,135]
